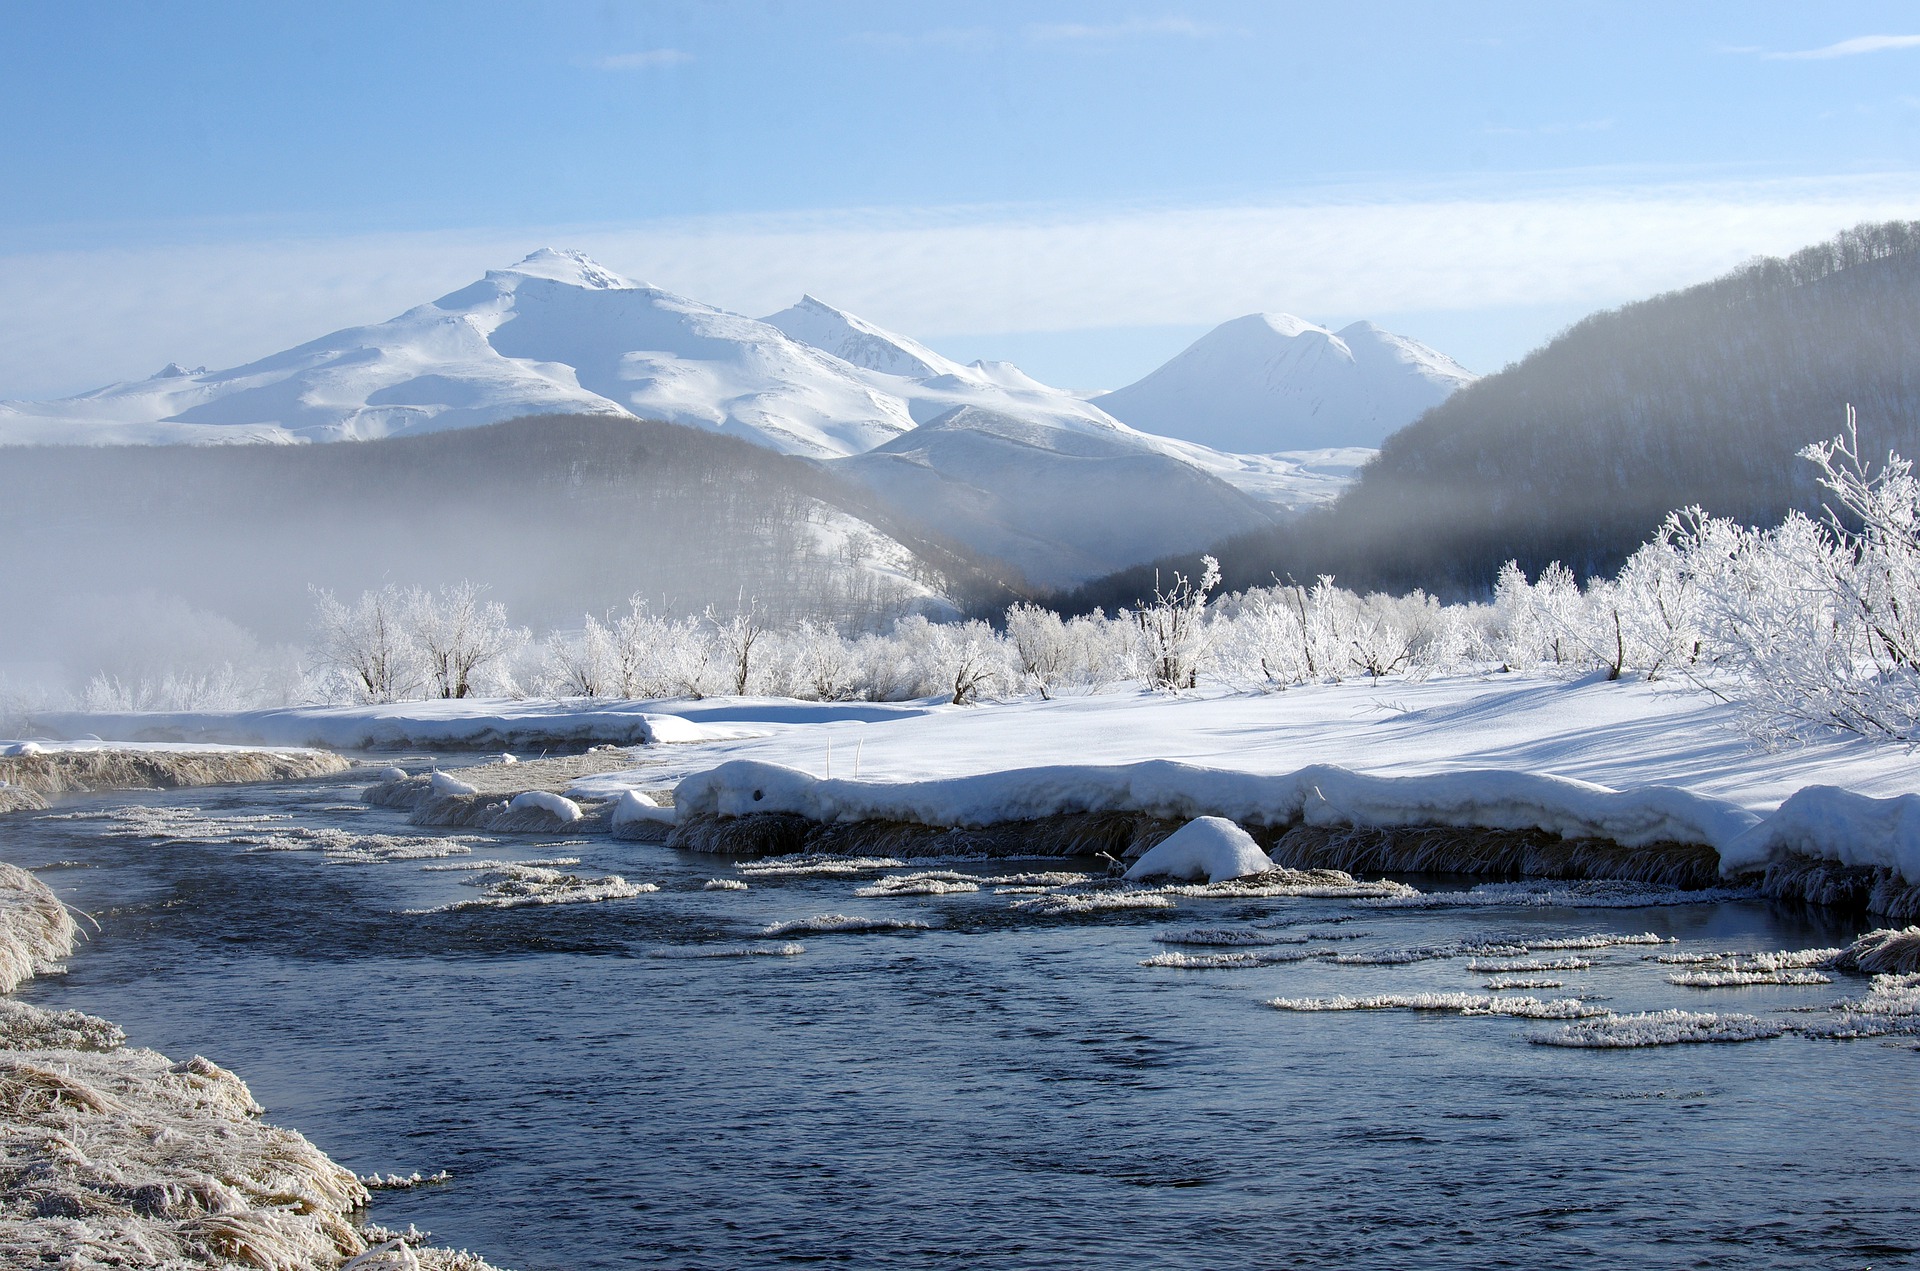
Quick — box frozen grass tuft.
[0,862,77,995]
[406,864,657,913]
[1141,948,1321,969]
[1831,926,1920,975]
[736,855,905,878]
[1007,890,1177,916]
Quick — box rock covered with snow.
[1123,817,1273,883]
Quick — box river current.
[13,767,1918,1270]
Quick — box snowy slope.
[0,250,914,457]
[838,406,1276,589]
[1094,314,1475,451]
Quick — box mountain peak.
[501,248,637,291]
[761,296,964,380]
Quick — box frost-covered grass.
[1142,948,1322,969]
[0,858,501,1270]
[405,864,657,913]
[1666,968,1833,987]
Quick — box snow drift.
[1123,817,1274,883]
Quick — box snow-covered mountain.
[839,406,1276,589]
[0,251,1478,585]
[0,250,914,457]
[1093,314,1475,451]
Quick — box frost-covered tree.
[405,582,528,700]
[1129,555,1221,690]
[310,583,422,704]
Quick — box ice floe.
[1142,948,1322,968]
[735,855,905,878]
[1466,956,1595,973]
[1006,890,1178,916]
[1667,968,1833,987]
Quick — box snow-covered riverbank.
[0,859,501,1269]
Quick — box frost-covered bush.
[1126,555,1222,690]
[310,581,526,703]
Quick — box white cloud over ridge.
[3,175,1917,399]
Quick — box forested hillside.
[1058,220,1920,610]
[0,415,1021,692]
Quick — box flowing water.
[12,768,1918,1270]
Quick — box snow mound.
[1532,1010,1787,1048]
[612,788,676,829]
[429,770,479,797]
[1267,992,1604,1019]
[1123,816,1273,883]
[760,913,931,936]
[506,790,583,824]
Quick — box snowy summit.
[1094,313,1475,451]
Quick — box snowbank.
[611,788,677,833]
[673,759,1756,854]
[0,860,502,1269]
[1723,785,1920,886]
[508,790,583,824]
[28,697,772,751]
[1123,817,1273,883]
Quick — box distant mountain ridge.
[1052,219,1920,609]
[0,248,1472,586]
[1093,313,1475,451]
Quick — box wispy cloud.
[6,175,1919,398]
[592,49,693,71]
[1762,34,1920,60]
[1026,17,1220,42]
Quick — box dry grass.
[1263,824,1723,889]
[0,749,351,798]
[1832,926,1920,975]
[1750,857,1920,923]
[665,809,1186,861]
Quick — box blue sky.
[5,1,1920,395]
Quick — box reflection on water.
[14,773,1919,1271]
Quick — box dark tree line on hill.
[1053,220,1920,612]
[0,415,1023,660]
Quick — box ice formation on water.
[1122,816,1274,883]
[760,913,931,936]
[1667,968,1833,987]
[359,1170,453,1190]
[735,855,906,878]
[1158,869,1416,900]
[1465,956,1595,973]
[1533,1010,1788,1048]
[47,802,484,865]
[1331,937,1531,966]
[1483,977,1566,991]
[647,943,807,958]
[405,863,657,913]
[1365,879,1755,909]
[855,871,982,897]
[1006,890,1178,916]
[1802,973,1920,1039]
[1152,926,1310,947]
[1267,992,1606,1019]
[1141,948,1323,969]
[704,878,750,890]
[1524,932,1671,950]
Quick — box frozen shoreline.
[0,742,353,810]
[0,859,502,1269]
